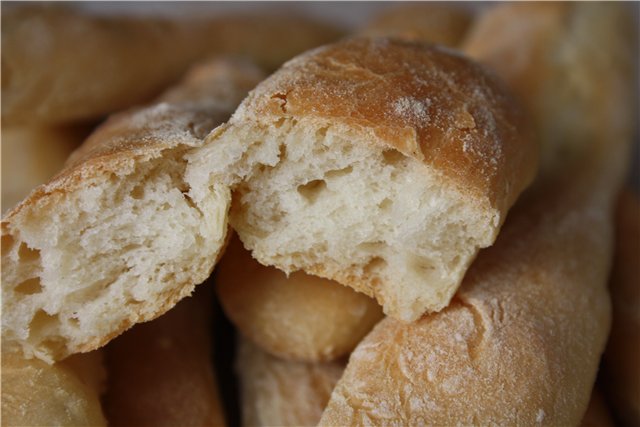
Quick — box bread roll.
[103,281,225,427]
[187,36,537,322]
[1,125,90,214]
[217,235,383,362]
[360,3,473,47]
[1,59,264,362]
[1,3,343,125]
[602,190,640,426]
[236,338,344,427]
[1,350,106,426]
[318,4,636,425]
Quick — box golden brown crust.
[361,3,474,47]
[216,236,383,362]
[236,338,344,427]
[1,4,343,125]
[230,36,536,215]
[602,189,640,426]
[103,282,225,427]
[1,350,107,426]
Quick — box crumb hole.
[363,256,387,274]
[382,149,405,166]
[28,309,59,336]
[274,118,287,128]
[297,179,327,203]
[279,144,287,161]
[325,166,353,180]
[14,277,43,295]
[378,198,392,212]
[18,243,40,262]
[130,184,144,200]
[316,127,328,138]
[357,241,386,253]
[409,255,435,274]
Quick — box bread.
[236,338,344,427]
[1,59,264,362]
[1,350,106,426]
[360,3,473,47]
[187,36,537,322]
[103,280,225,427]
[580,388,614,427]
[463,2,638,177]
[602,189,640,426]
[1,125,91,214]
[318,4,636,425]
[1,4,343,125]
[216,235,383,362]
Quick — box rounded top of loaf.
[229,37,536,215]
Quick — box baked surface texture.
[236,338,344,427]
[189,36,536,322]
[216,235,383,362]
[319,3,636,425]
[103,281,226,427]
[1,59,264,362]
[1,350,107,426]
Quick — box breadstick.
[216,235,383,362]
[602,189,640,426]
[1,3,342,125]
[360,3,473,47]
[1,125,91,214]
[1,59,264,362]
[319,3,636,425]
[103,281,225,427]
[188,36,537,322]
[1,350,106,426]
[236,338,344,427]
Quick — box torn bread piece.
[187,36,537,321]
[1,59,264,362]
[216,235,383,362]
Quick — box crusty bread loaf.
[1,125,91,214]
[602,190,640,426]
[187,36,537,322]
[1,350,107,426]
[216,235,383,362]
[1,4,343,125]
[319,3,636,425]
[463,2,638,178]
[360,3,473,47]
[1,59,264,362]
[103,281,225,427]
[236,338,344,427]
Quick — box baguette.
[236,338,344,427]
[360,3,473,47]
[187,36,537,322]
[1,4,343,125]
[1,350,106,426]
[602,189,640,426]
[319,3,636,425]
[1,125,90,214]
[216,235,383,362]
[1,59,264,362]
[103,281,225,427]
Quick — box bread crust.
[216,236,383,362]
[103,281,226,427]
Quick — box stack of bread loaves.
[1,2,637,426]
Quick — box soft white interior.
[2,150,229,362]
[190,119,496,321]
